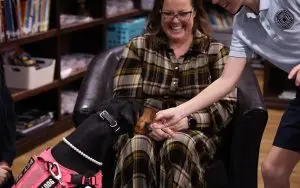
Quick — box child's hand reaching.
[288,64,300,86]
[153,107,186,129]
[0,162,11,185]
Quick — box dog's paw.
[134,107,156,135]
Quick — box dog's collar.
[63,137,103,166]
[99,110,120,133]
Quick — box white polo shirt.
[229,0,300,73]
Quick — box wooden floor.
[11,109,300,188]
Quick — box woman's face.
[212,0,244,14]
[161,0,195,43]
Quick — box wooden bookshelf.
[0,30,59,52]
[60,68,87,85]
[0,0,148,156]
[16,115,74,156]
[263,61,296,109]
[61,19,104,33]
[10,80,60,102]
[264,96,290,109]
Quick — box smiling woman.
[111,0,237,187]
[153,0,300,187]
[147,0,212,37]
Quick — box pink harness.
[13,148,102,188]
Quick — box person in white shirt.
[153,0,300,187]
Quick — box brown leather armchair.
[73,46,268,188]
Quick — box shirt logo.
[274,9,294,30]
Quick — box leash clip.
[49,162,63,184]
[99,110,119,132]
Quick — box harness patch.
[38,176,59,188]
[15,157,35,184]
[12,148,103,188]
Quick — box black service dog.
[13,97,143,188]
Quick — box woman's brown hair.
[146,0,212,37]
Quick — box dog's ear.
[92,97,144,137]
[131,99,144,118]
[94,98,118,112]
[119,100,144,137]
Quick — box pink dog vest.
[13,148,102,188]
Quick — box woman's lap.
[113,131,219,188]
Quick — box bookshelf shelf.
[60,9,148,34]
[11,80,60,102]
[264,96,290,109]
[105,9,148,22]
[61,19,104,34]
[60,69,87,86]
[263,61,295,109]
[10,68,89,102]
[0,29,59,51]
[16,115,74,156]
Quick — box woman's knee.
[123,135,154,152]
[261,159,289,182]
[160,133,195,160]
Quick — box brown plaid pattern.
[113,32,237,188]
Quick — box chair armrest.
[229,63,268,188]
[73,46,124,126]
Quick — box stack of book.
[106,0,134,17]
[16,109,54,136]
[0,0,51,42]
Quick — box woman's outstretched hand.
[150,115,188,140]
[152,107,186,129]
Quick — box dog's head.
[49,97,144,176]
[78,97,144,137]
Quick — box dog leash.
[62,137,103,166]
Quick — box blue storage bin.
[106,17,146,49]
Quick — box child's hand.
[153,107,186,129]
[0,162,11,185]
[288,64,300,86]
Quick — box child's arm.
[153,56,247,128]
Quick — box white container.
[4,57,55,89]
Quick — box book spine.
[4,0,13,39]
[16,0,22,36]
[43,0,49,31]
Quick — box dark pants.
[273,87,300,152]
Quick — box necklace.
[62,137,103,167]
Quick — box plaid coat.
[113,31,237,188]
